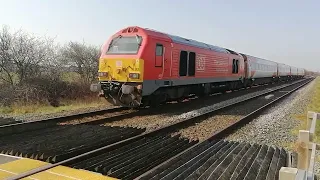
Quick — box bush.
[0,76,98,108]
[0,25,101,110]
[25,76,68,107]
[0,84,15,106]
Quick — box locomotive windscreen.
[106,35,142,54]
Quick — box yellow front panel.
[99,58,144,82]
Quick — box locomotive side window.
[188,52,196,76]
[156,44,163,56]
[155,44,163,67]
[236,60,239,73]
[179,51,188,76]
[232,59,239,74]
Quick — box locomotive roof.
[144,28,231,54]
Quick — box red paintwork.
[100,26,245,81]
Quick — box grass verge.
[290,77,320,143]
[309,77,320,143]
[0,97,109,116]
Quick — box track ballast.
[3,77,313,180]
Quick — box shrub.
[0,25,101,109]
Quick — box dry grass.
[302,77,320,143]
[291,114,308,138]
[0,97,108,115]
[308,77,320,143]
[291,77,320,144]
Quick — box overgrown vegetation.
[0,25,104,114]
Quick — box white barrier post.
[279,167,298,180]
[297,130,310,170]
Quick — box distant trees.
[0,25,101,107]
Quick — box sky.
[0,0,319,72]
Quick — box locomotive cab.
[93,27,146,107]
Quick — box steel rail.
[134,78,313,179]
[5,77,313,180]
[0,78,305,136]
[0,106,129,136]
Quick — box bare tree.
[0,25,100,107]
[0,25,56,85]
[61,41,99,83]
[11,30,55,84]
[0,25,15,85]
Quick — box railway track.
[137,140,287,180]
[57,82,284,127]
[0,78,302,135]
[0,106,131,136]
[0,125,145,162]
[0,80,302,165]
[0,117,21,126]
[170,79,310,141]
[6,77,313,180]
[80,79,310,131]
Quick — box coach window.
[155,44,163,67]
[179,51,188,76]
[188,52,196,76]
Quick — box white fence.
[279,111,320,180]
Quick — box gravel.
[172,115,244,141]
[105,82,296,132]
[225,79,318,174]
[170,83,295,141]
[59,109,137,125]
[226,80,314,148]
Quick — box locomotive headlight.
[98,72,108,77]
[129,73,140,79]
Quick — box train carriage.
[297,68,306,77]
[290,66,298,77]
[278,63,291,80]
[92,26,306,107]
[240,54,278,85]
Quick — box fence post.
[307,111,315,130]
[280,112,319,179]
[279,167,298,180]
[297,130,310,170]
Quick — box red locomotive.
[91,26,305,107]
